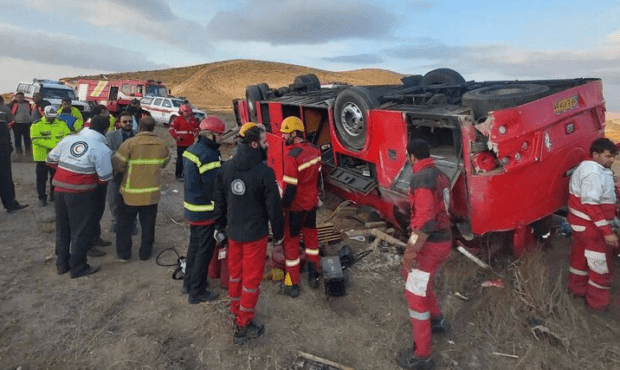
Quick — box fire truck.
[76,79,170,114]
[233,69,607,257]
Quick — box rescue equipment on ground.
[155,248,186,280]
[322,256,346,297]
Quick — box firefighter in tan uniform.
[112,116,170,261]
[279,116,322,298]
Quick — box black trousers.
[175,146,188,178]
[12,123,31,154]
[116,201,158,260]
[0,154,16,210]
[89,183,107,245]
[35,162,55,200]
[55,192,95,277]
[183,223,217,297]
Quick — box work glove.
[214,229,227,244]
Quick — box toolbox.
[321,256,346,297]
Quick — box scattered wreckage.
[233,69,606,257]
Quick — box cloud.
[322,54,384,64]
[381,37,620,82]
[206,0,401,45]
[17,0,210,54]
[107,0,176,22]
[0,24,165,72]
[385,38,466,60]
[409,1,437,11]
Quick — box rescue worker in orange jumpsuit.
[279,116,322,298]
[397,139,452,370]
[213,123,284,344]
[567,138,619,311]
[169,105,199,181]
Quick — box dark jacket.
[30,100,51,123]
[183,136,221,225]
[106,128,137,153]
[213,141,284,242]
[0,105,14,158]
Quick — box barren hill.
[66,59,404,112]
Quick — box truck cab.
[233,69,606,257]
[76,79,170,114]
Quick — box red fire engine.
[76,79,169,114]
[233,69,606,257]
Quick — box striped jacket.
[183,136,221,225]
[112,131,170,206]
[282,141,322,211]
[568,160,616,236]
[47,128,113,193]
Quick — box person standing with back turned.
[213,123,284,344]
[182,116,226,304]
[47,116,113,278]
[113,116,170,262]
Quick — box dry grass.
[606,112,620,143]
[435,244,620,369]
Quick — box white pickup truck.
[140,96,206,126]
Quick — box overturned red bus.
[232,69,606,257]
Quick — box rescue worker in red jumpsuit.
[213,123,284,344]
[567,137,619,311]
[397,139,452,370]
[169,105,199,181]
[279,116,322,298]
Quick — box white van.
[16,79,91,118]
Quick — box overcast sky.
[1,0,619,110]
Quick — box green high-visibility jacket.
[30,118,71,162]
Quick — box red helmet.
[200,116,226,134]
[180,104,193,115]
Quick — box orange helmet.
[200,116,226,134]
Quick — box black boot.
[430,316,451,334]
[307,262,320,289]
[233,320,265,345]
[395,348,434,370]
[188,290,219,304]
[279,284,300,298]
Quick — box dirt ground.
[2,114,620,370]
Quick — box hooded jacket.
[213,141,284,242]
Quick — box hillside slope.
[66,59,404,112]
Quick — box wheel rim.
[340,102,365,137]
